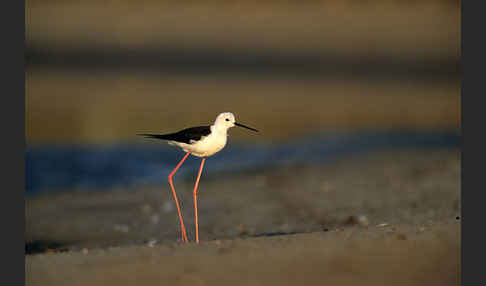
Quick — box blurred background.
[25,0,460,193]
[25,0,461,252]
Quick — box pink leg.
[168,152,191,243]
[193,157,206,244]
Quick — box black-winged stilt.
[139,112,258,243]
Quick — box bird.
[139,112,258,244]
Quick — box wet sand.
[26,149,461,285]
[26,222,460,286]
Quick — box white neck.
[211,124,229,135]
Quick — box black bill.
[235,122,259,132]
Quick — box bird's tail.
[137,134,173,140]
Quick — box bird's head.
[214,112,258,132]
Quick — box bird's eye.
[225,118,230,121]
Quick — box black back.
[139,126,211,144]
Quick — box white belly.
[170,132,227,157]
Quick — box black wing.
[138,126,211,144]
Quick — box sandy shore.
[26,148,460,285]
[26,222,460,286]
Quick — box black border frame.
[3,0,25,284]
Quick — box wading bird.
[139,112,258,243]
